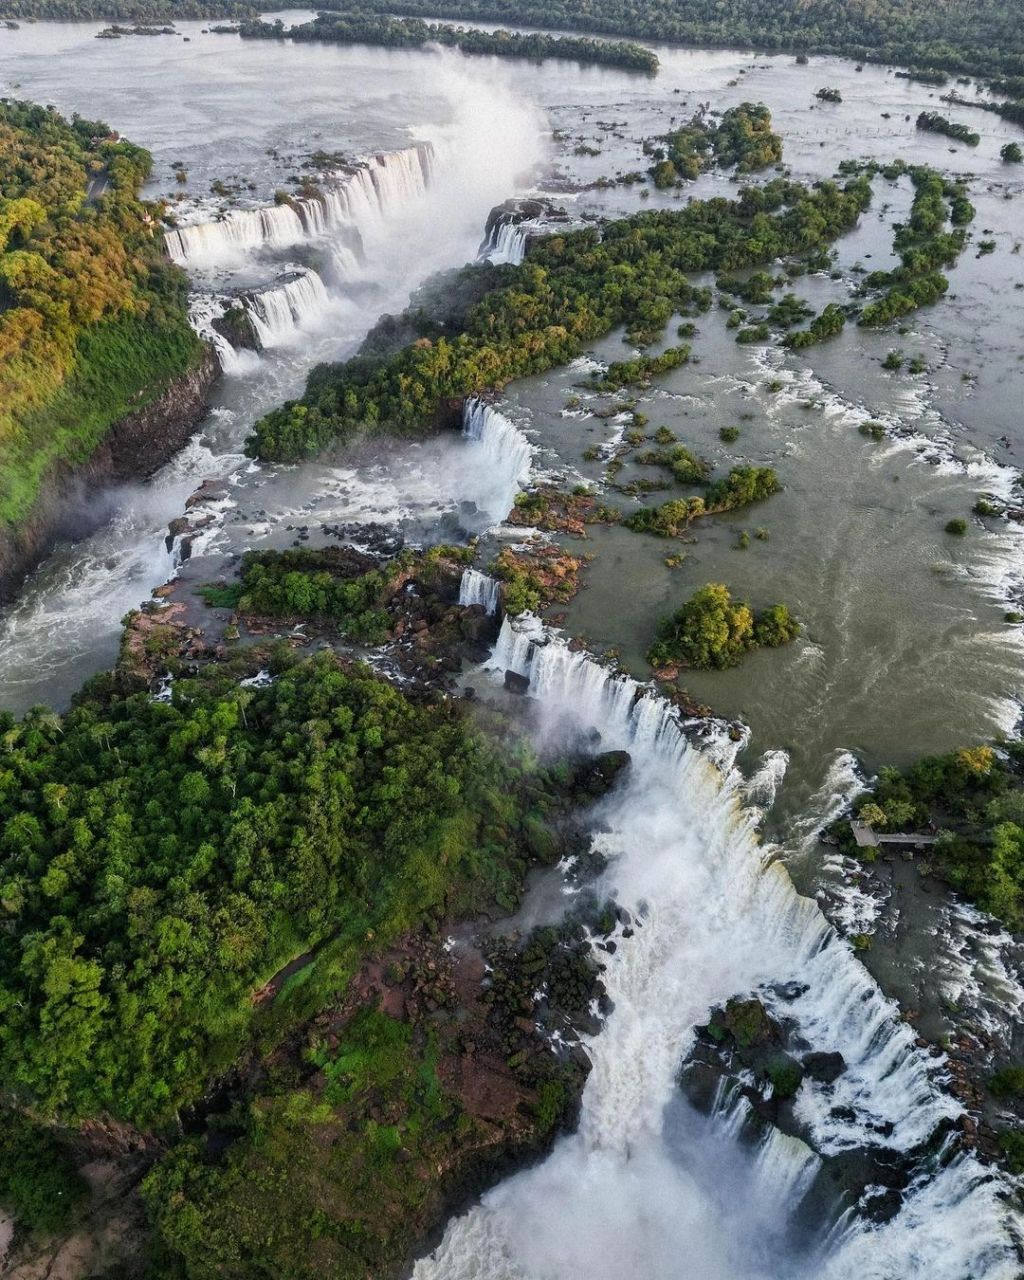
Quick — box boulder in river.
[504,669,530,694]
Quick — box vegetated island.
[245,148,972,465]
[645,102,782,186]
[837,744,1024,930]
[647,582,799,672]
[0,0,253,16]
[915,111,981,146]
[0,100,215,598]
[234,12,660,73]
[305,0,1024,80]
[831,742,1024,1169]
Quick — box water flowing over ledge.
[244,269,332,348]
[412,609,1021,1278]
[163,143,434,265]
[461,397,534,522]
[483,218,527,265]
[459,567,500,614]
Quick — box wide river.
[1,15,1023,1277]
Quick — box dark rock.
[570,749,630,798]
[862,1187,903,1223]
[504,670,530,695]
[803,1051,846,1084]
[709,997,778,1052]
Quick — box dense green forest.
[237,12,659,72]
[0,101,204,531]
[247,171,874,462]
[0,0,252,17]
[0,640,555,1125]
[9,0,1024,78]
[336,0,1024,78]
[841,745,1024,928]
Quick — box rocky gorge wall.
[0,347,219,603]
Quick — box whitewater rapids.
[412,405,1021,1280]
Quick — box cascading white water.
[412,612,1020,1279]
[243,269,331,348]
[178,145,436,368]
[461,398,533,521]
[165,200,305,261]
[459,568,501,615]
[185,294,258,376]
[484,218,528,265]
[0,51,551,716]
[163,144,434,265]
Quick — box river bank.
[0,346,218,603]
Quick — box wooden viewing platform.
[850,820,939,849]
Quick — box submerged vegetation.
[237,12,659,72]
[648,582,799,670]
[0,100,204,531]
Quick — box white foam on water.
[412,617,1021,1279]
[483,218,528,265]
[243,269,334,348]
[791,750,866,854]
[744,748,791,811]
[163,144,434,266]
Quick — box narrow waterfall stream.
[415,403,1021,1280]
[482,218,528,265]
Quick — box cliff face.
[0,347,219,603]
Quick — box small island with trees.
[647,583,799,671]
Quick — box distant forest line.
[5,0,1024,82]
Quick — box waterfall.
[484,218,528,266]
[459,568,500,615]
[163,142,434,266]
[461,398,532,522]
[243,269,331,348]
[412,612,1020,1279]
[165,201,306,262]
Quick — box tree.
[648,583,798,670]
